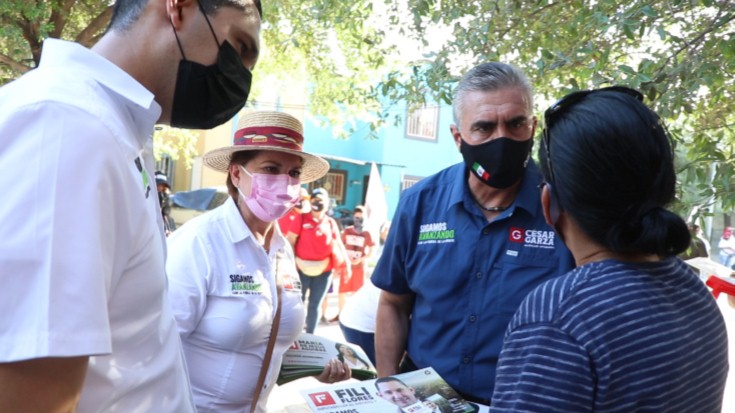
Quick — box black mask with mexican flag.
[459,136,533,189]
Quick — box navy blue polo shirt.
[372,160,574,401]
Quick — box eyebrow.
[470,116,529,130]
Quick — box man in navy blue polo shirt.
[372,62,574,405]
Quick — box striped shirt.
[490,258,728,412]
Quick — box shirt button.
[469,314,477,322]
[475,272,482,279]
[482,228,490,235]
[463,357,471,364]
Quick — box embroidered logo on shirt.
[509,227,556,249]
[417,222,455,245]
[509,227,525,243]
[281,271,302,293]
[134,157,151,199]
[229,273,263,295]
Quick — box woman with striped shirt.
[490,87,728,412]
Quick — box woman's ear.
[541,184,558,226]
[541,184,554,227]
[229,164,243,186]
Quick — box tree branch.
[75,6,112,46]
[653,3,735,80]
[0,52,32,75]
[12,14,43,67]
[49,0,77,39]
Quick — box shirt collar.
[222,197,286,252]
[39,38,161,145]
[512,160,544,218]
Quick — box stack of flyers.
[299,367,487,413]
[278,333,377,385]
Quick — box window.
[405,104,439,141]
[401,174,424,193]
[311,170,347,203]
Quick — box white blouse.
[167,197,305,413]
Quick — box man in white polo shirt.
[0,1,261,412]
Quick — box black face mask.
[169,5,252,129]
[311,201,325,212]
[353,217,364,231]
[460,137,533,188]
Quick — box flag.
[364,162,388,244]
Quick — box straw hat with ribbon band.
[202,111,330,183]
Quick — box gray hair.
[108,0,261,32]
[452,62,533,126]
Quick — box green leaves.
[399,0,735,216]
[1,0,735,216]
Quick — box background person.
[338,221,390,365]
[372,62,574,404]
[166,111,350,413]
[718,227,735,268]
[678,222,709,260]
[156,170,176,234]
[332,205,375,321]
[490,87,728,411]
[287,187,351,334]
[278,186,310,234]
[338,278,381,365]
[0,0,262,411]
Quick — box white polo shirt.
[339,278,381,333]
[167,197,305,413]
[0,38,195,412]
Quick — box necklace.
[472,196,509,212]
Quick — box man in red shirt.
[334,206,375,320]
[287,188,350,333]
[278,187,309,234]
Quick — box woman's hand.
[315,358,352,384]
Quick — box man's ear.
[450,124,462,151]
[530,115,538,138]
[166,0,197,30]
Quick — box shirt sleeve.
[277,214,291,234]
[370,201,411,294]
[364,231,375,248]
[290,213,303,236]
[331,218,341,241]
[0,103,122,361]
[490,323,595,412]
[166,228,212,338]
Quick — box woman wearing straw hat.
[166,111,351,413]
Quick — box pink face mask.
[238,166,300,222]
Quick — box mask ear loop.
[169,2,222,60]
[197,1,222,47]
[169,17,187,60]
